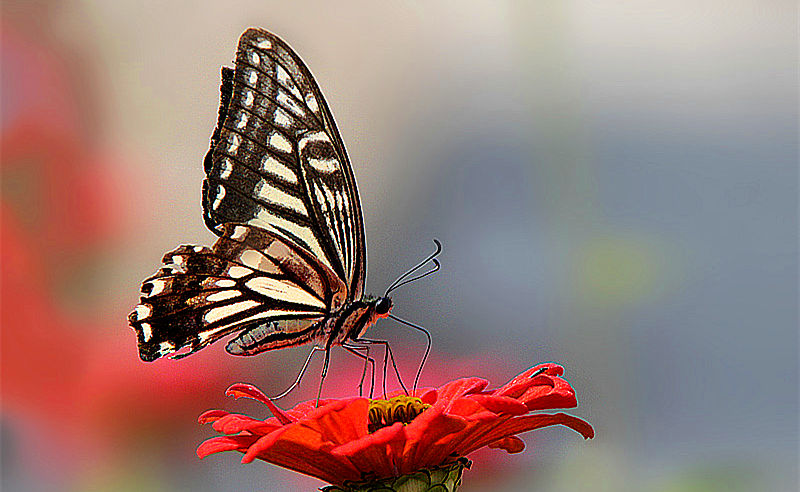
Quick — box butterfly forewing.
[203,28,365,299]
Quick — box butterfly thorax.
[322,296,392,346]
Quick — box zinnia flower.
[198,363,593,491]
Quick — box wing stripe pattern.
[202,28,365,297]
[129,225,346,360]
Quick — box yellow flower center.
[367,396,431,433]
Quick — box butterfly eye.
[375,297,392,315]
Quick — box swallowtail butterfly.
[129,28,436,393]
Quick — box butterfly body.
[129,29,394,365]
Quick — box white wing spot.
[219,158,233,179]
[228,134,241,152]
[193,246,205,253]
[141,322,153,342]
[277,90,304,117]
[236,113,249,129]
[212,184,226,210]
[204,300,260,323]
[243,90,254,107]
[274,108,292,128]
[308,157,340,174]
[276,65,291,84]
[256,39,272,50]
[158,341,175,355]
[230,226,248,241]
[248,70,258,85]
[269,132,293,153]
[135,304,152,320]
[305,93,319,113]
[228,265,253,278]
[260,155,297,184]
[207,290,241,302]
[276,66,302,100]
[146,279,166,297]
[250,52,260,65]
[215,279,236,288]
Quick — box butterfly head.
[374,296,393,317]
[363,294,393,319]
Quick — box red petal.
[466,394,529,415]
[447,397,487,417]
[332,422,406,478]
[239,418,362,484]
[435,377,489,404]
[212,413,281,436]
[198,409,229,424]
[494,363,563,395]
[487,436,525,454]
[401,406,469,474]
[299,398,368,446]
[197,435,259,458]
[493,367,579,411]
[225,383,293,424]
[457,412,594,456]
[419,388,438,404]
[520,377,577,411]
[287,398,338,418]
[242,398,368,463]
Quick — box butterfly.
[129,28,438,396]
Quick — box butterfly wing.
[203,28,366,300]
[129,224,347,361]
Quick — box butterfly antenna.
[387,314,431,394]
[385,239,442,296]
[385,260,440,295]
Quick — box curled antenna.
[386,259,440,296]
[385,239,442,296]
[388,314,431,394]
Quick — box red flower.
[197,363,593,487]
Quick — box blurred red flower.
[1,20,237,477]
[198,363,593,487]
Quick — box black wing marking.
[129,224,346,361]
[202,28,366,299]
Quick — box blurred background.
[2,1,797,491]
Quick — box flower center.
[368,395,431,433]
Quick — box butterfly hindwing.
[202,28,365,298]
[129,224,346,361]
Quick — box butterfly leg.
[316,345,333,407]
[271,345,323,400]
[343,343,376,398]
[353,338,409,398]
